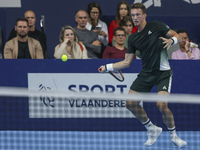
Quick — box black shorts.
[130,69,173,93]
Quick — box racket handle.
[98,68,102,72]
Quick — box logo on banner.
[28,73,139,118]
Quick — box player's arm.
[159,29,182,50]
[98,53,135,72]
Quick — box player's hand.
[159,37,173,50]
[98,65,106,73]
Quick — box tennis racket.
[98,68,124,82]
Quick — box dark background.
[0,0,200,58]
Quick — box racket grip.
[98,68,102,72]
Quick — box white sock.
[142,119,154,130]
[168,126,176,136]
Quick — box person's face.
[122,21,133,35]
[24,11,36,27]
[90,7,99,20]
[64,29,74,43]
[76,11,88,28]
[131,8,146,26]
[179,32,189,48]
[15,21,29,38]
[119,4,128,18]
[114,30,126,45]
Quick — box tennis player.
[99,3,187,148]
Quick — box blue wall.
[0,59,199,131]
[1,0,200,58]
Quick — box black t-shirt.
[18,41,31,58]
[127,21,171,72]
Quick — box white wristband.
[171,37,178,45]
[106,63,114,72]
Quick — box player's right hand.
[98,65,106,73]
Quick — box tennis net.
[0,87,199,150]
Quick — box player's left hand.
[159,37,173,50]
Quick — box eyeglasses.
[131,13,142,17]
[115,34,126,37]
[91,12,99,15]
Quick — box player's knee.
[126,101,139,110]
[156,102,168,112]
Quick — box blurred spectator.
[4,18,44,59]
[86,2,108,46]
[108,1,137,45]
[112,16,133,48]
[103,27,126,59]
[54,25,88,59]
[171,29,200,59]
[7,10,47,58]
[74,10,102,58]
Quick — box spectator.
[171,29,200,59]
[112,16,133,48]
[108,1,137,45]
[4,18,44,59]
[74,9,102,59]
[54,25,88,59]
[7,10,47,58]
[86,2,108,46]
[103,27,126,59]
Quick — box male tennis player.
[99,3,187,148]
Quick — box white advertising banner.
[0,0,21,7]
[28,73,139,118]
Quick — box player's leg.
[126,90,162,146]
[127,72,162,146]
[156,91,175,128]
[126,90,148,122]
[157,91,187,148]
[156,70,187,148]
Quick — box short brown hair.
[113,27,126,36]
[130,3,146,14]
[15,18,28,26]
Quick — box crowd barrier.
[0,59,199,131]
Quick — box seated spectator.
[108,1,137,45]
[4,18,44,59]
[103,27,126,59]
[74,9,102,59]
[54,25,88,59]
[7,10,47,58]
[171,29,200,59]
[112,16,133,48]
[86,2,108,46]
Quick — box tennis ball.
[61,55,68,62]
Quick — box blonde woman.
[54,25,88,59]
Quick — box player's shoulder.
[149,20,165,26]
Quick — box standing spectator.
[171,29,200,59]
[103,27,126,59]
[86,2,108,46]
[7,10,47,58]
[54,25,88,59]
[108,1,137,45]
[4,18,43,59]
[74,10,101,59]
